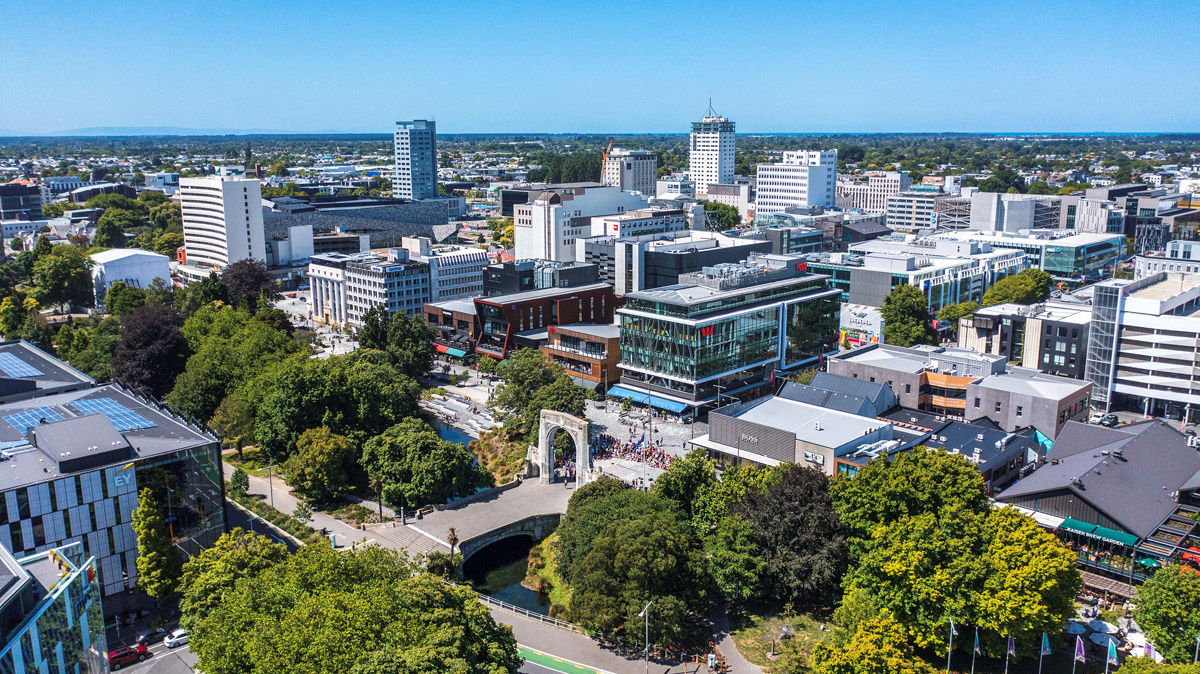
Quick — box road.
[112,640,197,673]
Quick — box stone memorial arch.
[533,410,591,486]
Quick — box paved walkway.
[710,604,763,674]
[407,479,572,547]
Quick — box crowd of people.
[590,431,677,470]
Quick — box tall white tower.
[688,102,735,197]
[393,119,438,199]
[180,176,266,268]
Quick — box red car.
[107,645,148,669]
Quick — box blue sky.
[1,1,1196,134]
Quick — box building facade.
[400,236,488,301]
[958,301,1092,379]
[0,185,42,221]
[309,249,431,326]
[539,324,621,391]
[393,120,438,200]
[0,542,106,674]
[89,249,171,311]
[688,110,735,196]
[754,150,837,215]
[180,176,267,269]
[602,149,656,196]
[578,230,771,295]
[614,255,840,412]
[474,283,617,360]
[836,172,912,213]
[967,191,1062,232]
[513,186,649,261]
[482,259,598,297]
[1134,240,1200,278]
[933,229,1124,281]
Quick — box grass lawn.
[731,611,831,671]
[471,427,528,483]
[222,447,274,477]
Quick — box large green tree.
[360,418,492,509]
[1136,564,1200,663]
[880,284,936,347]
[701,201,742,230]
[735,464,846,607]
[554,480,680,584]
[178,528,288,631]
[132,488,182,603]
[189,544,521,674]
[32,246,92,310]
[571,512,708,645]
[981,269,1053,307]
[652,448,717,525]
[110,305,188,397]
[812,614,937,674]
[705,515,767,604]
[283,427,358,505]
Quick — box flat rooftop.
[731,396,890,450]
[0,384,217,490]
[1129,275,1200,301]
[477,282,611,305]
[974,371,1090,399]
[624,273,829,307]
[0,340,94,403]
[554,323,620,340]
[427,298,477,315]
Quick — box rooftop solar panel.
[69,397,155,431]
[4,407,63,434]
[0,353,43,378]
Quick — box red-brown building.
[540,323,621,391]
[474,283,618,359]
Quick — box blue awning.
[445,347,468,358]
[607,385,649,404]
[648,395,688,414]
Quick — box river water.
[461,537,550,615]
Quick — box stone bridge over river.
[367,478,572,561]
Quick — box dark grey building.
[580,230,770,295]
[482,259,599,297]
[0,185,42,221]
[958,301,1092,379]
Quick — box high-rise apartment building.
[836,172,913,213]
[393,120,438,200]
[688,106,735,197]
[180,176,267,269]
[602,149,657,196]
[755,150,838,215]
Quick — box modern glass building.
[0,542,106,674]
[613,254,840,414]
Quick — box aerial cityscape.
[1,2,1199,674]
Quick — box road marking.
[517,645,614,674]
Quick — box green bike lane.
[519,645,611,674]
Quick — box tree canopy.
[1135,564,1200,663]
[880,285,935,347]
[360,417,493,509]
[188,543,521,674]
[132,487,181,602]
[981,269,1053,307]
[701,201,742,230]
[283,427,358,505]
[178,528,288,631]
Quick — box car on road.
[1099,414,1119,427]
[107,645,149,669]
[134,627,169,646]
[1088,411,1105,424]
[164,628,189,648]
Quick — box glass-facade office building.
[617,261,839,410]
[0,542,106,674]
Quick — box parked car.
[1088,411,1106,424]
[134,627,168,647]
[163,628,189,649]
[107,645,148,670]
[1099,414,1119,427]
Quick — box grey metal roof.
[477,282,611,305]
[810,372,894,410]
[776,381,874,417]
[997,421,1200,539]
[28,414,132,474]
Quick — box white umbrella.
[1126,632,1147,647]
[1090,632,1120,647]
[1088,619,1118,634]
[1065,621,1087,635]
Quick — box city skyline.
[1,1,1198,135]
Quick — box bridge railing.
[474,592,583,633]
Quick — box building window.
[1016,405,1023,417]
[974,397,981,408]
[994,401,1002,412]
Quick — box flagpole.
[1039,646,1044,674]
[1004,637,1010,674]
[946,620,954,674]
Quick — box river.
[461,537,550,615]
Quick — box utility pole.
[639,601,652,674]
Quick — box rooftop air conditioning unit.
[813,422,821,431]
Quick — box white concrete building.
[689,108,735,196]
[309,249,431,326]
[656,176,696,199]
[967,191,1062,232]
[602,149,656,196]
[400,236,488,301]
[90,248,171,309]
[755,150,837,215]
[1135,240,1200,278]
[179,176,267,269]
[589,207,689,239]
[699,183,753,223]
[513,185,649,262]
[393,119,438,200]
[836,172,912,213]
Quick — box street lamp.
[638,600,652,674]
